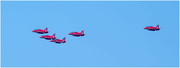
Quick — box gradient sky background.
[2,1,179,67]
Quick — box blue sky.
[1,1,179,67]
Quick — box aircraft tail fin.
[81,30,84,34]
[52,33,55,37]
[62,37,66,41]
[156,24,159,28]
[45,27,48,31]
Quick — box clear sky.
[1,1,179,67]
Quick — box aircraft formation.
[32,28,85,44]
[32,24,159,44]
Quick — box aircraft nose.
[32,30,35,32]
[40,36,43,38]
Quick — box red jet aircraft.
[68,30,85,37]
[40,33,56,40]
[144,24,160,31]
[32,28,48,34]
[50,37,66,43]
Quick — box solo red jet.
[68,30,85,37]
[50,37,66,43]
[144,24,160,31]
[32,28,48,34]
[40,33,56,40]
